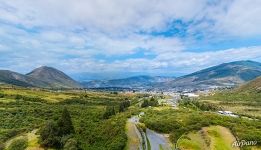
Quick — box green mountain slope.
[160,60,261,90]
[0,70,49,87]
[27,66,82,88]
[0,67,81,89]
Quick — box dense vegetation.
[140,108,261,148]
[179,99,221,111]
[0,87,139,150]
[8,137,28,150]
[39,108,76,148]
[1,80,260,150]
[141,97,159,108]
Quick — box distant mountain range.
[0,60,260,90]
[83,60,261,90]
[156,60,261,90]
[0,66,81,89]
[82,75,175,89]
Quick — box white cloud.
[213,0,261,36]
[0,0,206,33]
[0,0,261,75]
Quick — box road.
[146,129,172,150]
[126,114,172,150]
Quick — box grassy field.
[199,77,261,118]
[200,99,261,118]
[1,84,260,150]
[178,126,239,150]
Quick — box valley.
[0,61,260,150]
[1,1,261,149]
[0,77,260,150]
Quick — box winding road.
[126,114,172,150]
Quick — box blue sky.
[0,0,261,79]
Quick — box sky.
[0,0,261,79]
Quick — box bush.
[63,138,78,150]
[39,121,61,148]
[141,99,149,108]
[141,98,158,108]
[0,142,5,150]
[119,100,131,112]
[3,129,21,141]
[103,106,116,119]
[0,93,4,98]
[8,137,28,150]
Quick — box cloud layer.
[0,0,260,76]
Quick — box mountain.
[27,66,82,88]
[158,60,261,90]
[236,76,261,92]
[0,70,49,87]
[0,66,81,88]
[82,75,175,89]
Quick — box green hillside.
[200,76,261,118]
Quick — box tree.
[40,121,61,148]
[40,108,75,148]
[148,97,159,106]
[103,106,116,119]
[123,100,131,108]
[119,103,125,112]
[57,108,75,136]
[141,99,149,108]
[119,100,130,112]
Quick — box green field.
[178,126,239,150]
[0,87,140,150]
[0,85,260,150]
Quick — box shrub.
[8,137,28,150]
[103,106,116,119]
[39,121,61,148]
[141,99,149,108]
[0,142,5,150]
[141,98,158,108]
[63,138,78,150]
[119,100,131,112]
[0,93,4,98]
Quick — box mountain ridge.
[0,60,260,90]
[0,66,81,89]
[157,60,261,90]
[82,75,175,88]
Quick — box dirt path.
[4,129,44,150]
[126,117,143,150]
